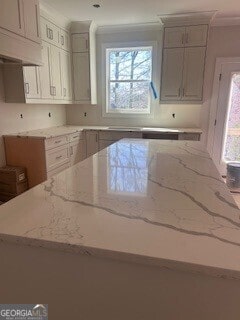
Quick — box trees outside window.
[106,47,152,114]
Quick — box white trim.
[96,23,162,34]
[211,17,240,27]
[158,11,217,27]
[40,1,71,30]
[207,57,240,156]
[101,41,158,119]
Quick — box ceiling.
[44,0,240,25]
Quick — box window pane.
[109,49,152,81]
[109,82,150,112]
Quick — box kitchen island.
[0,139,240,320]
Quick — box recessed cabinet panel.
[41,17,60,47]
[73,53,91,102]
[23,66,41,99]
[39,41,52,99]
[182,47,206,101]
[185,25,208,47]
[161,48,184,101]
[0,0,24,36]
[50,45,62,99]
[72,33,89,52]
[23,0,41,43]
[164,27,185,48]
[61,51,72,101]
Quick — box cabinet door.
[40,17,60,47]
[60,29,70,51]
[73,53,91,102]
[182,47,206,101]
[161,48,184,101]
[164,27,185,48]
[22,0,41,43]
[0,0,24,36]
[61,51,72,101]
[50,45,62,99]
[86,131,99,157]
[23,66,41,99]
[39,41,52,99]
[185,25,208,47]
[72,33,89,52]
[70,140,86,166]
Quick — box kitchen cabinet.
[41,16,60,47]
[39,41,52,99]
[71,21,97,104]
[0,0,25,36]
[61,51,73,101]
[86,131,99,157]
[73,53,90,102]
[23,0,41,43]
[164,25,208,48]
[70,140,86,166]
[163,27,185,48]
[50,45,62,99]
[161,48,184,101]
[24,66,41,99]
[182,47,206,101]
[161,24,208,102]
[60,29,71,51]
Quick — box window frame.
[101,41,158,119]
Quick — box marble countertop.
[4,125,203,139]
[0,139,239,279]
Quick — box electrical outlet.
[84,112,87,117]
[172,113,176,119]
[48,112,51,118]
[20,114,23,119]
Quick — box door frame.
[207,57,240,159]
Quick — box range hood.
[0,30,42,66]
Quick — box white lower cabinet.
[46,144,70,172]
[86,131,99,157]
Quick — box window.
[106,47,153,115]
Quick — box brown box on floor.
[0,166,28,202]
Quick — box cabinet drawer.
[47,162,70,179]
[68,132,85,143]
[45,135,68,150]
[99,131,142,141]
[46,145,70,171]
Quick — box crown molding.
[40,1,71,30]
[96,22,162,34]
[211,16,240,27]
[158,11,217,26]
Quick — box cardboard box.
[0,180,28,194]
[0,166,26,184]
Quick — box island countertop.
[0,139,239,279]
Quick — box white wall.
[0,66,66,166]
[66,27,202,131]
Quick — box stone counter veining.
[0,139,239,279]
[4,125,203,139]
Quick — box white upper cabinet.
[61,50,73,101]
[164,27,185,48]
[164,25,208,48]
[0,0,25,36]
[185,25,208,47]
[23,66,41,99]
[72,34,89,52]
[73,52,90,102]
[161,48,184,101]
[50,45,62,99]
[41,17,60,47]
[182,47,206,101]
[39,41,52,99]
[161,24,208,102]
[60,29,70,51]
[23,0,41,43]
